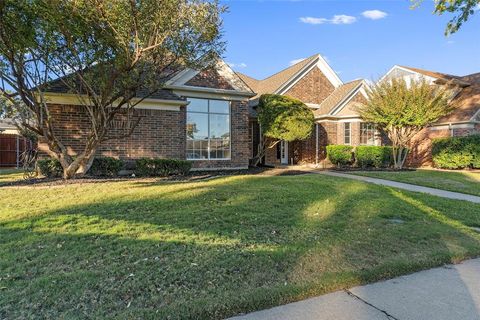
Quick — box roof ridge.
[259,53,319,82]
[398,65,459,78]
[235,71,258,82]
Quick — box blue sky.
[222,0,480,82]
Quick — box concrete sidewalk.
[228,258,480,320]
[315,171,480,203]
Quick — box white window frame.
[186,98,231,161]
[344,122,351,145]
[360,122,376,146]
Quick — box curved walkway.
[315,171,480,203]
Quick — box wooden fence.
[0,134,31,168]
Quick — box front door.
[280,141,288,165]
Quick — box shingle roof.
[399,66,470,86]
[313,79,364,117]
[439,81,480,123]
[45,72,186,102]
[237,54,319,99]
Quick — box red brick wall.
[39,104,186,161]
[407,127,450,167]
[284,67,336,104]
[39,101,250,170]
[185,69,235,90]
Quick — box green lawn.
[1,173,480,319]
[350,169,480,196]
[0,169,23,184]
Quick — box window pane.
[187,113,208,140]
[360,123,375,146]
[209,100,229,114]
[186,98,231,160]
[210,138,230,159]
[209,114,230,139]
[187,98,208,113]
[344,123,351,145]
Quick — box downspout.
[315,123,319,167]
[449,123,453,137]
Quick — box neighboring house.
[238,54,373,166]
[381,65,480,165]
[39,57,255,170]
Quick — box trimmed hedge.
[432,134,480,169]
[37,158,63,178]
[356,146,393,168]
[89,157,123,177]
[326,145,354,167]
[135,158,192,177]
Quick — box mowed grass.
[1,173,480,319]
[351,169,480,196]
[0,169,23,184]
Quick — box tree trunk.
[253,137,280,167]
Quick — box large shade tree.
[0,0,224,178]
[359,78,453,169]
[253,94,314,166]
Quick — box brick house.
[239,55,480,167]
[39,57,255,170]
[38,53,479,170]
[238,54,375,166]
[380,65,480,166]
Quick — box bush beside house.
[326,145,354,167]
[37,157,192,178]
[89,157,123,177]
[356,146,393,168]
[432,135,480,169]
[135,158,192,177]
[37,158,64,178]
[327,145,393,169]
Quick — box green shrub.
[432,135,480,169]
[356,146,393,168]
[326,145,354,167]
[37,158,63,178]
[135,158,192,177]
[89,157,123,177]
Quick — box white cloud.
[331,15,357,24]
[362,10,388,20]
[228,62,247,69]
[300,14,356,25]
[299,17,328,25]
[289,58,306,66]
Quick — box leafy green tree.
[359,78,453,169]
[413,0,480,35]
[0,0,224,179]
[253,94,314,166]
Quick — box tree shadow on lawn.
[1,175,480,319]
